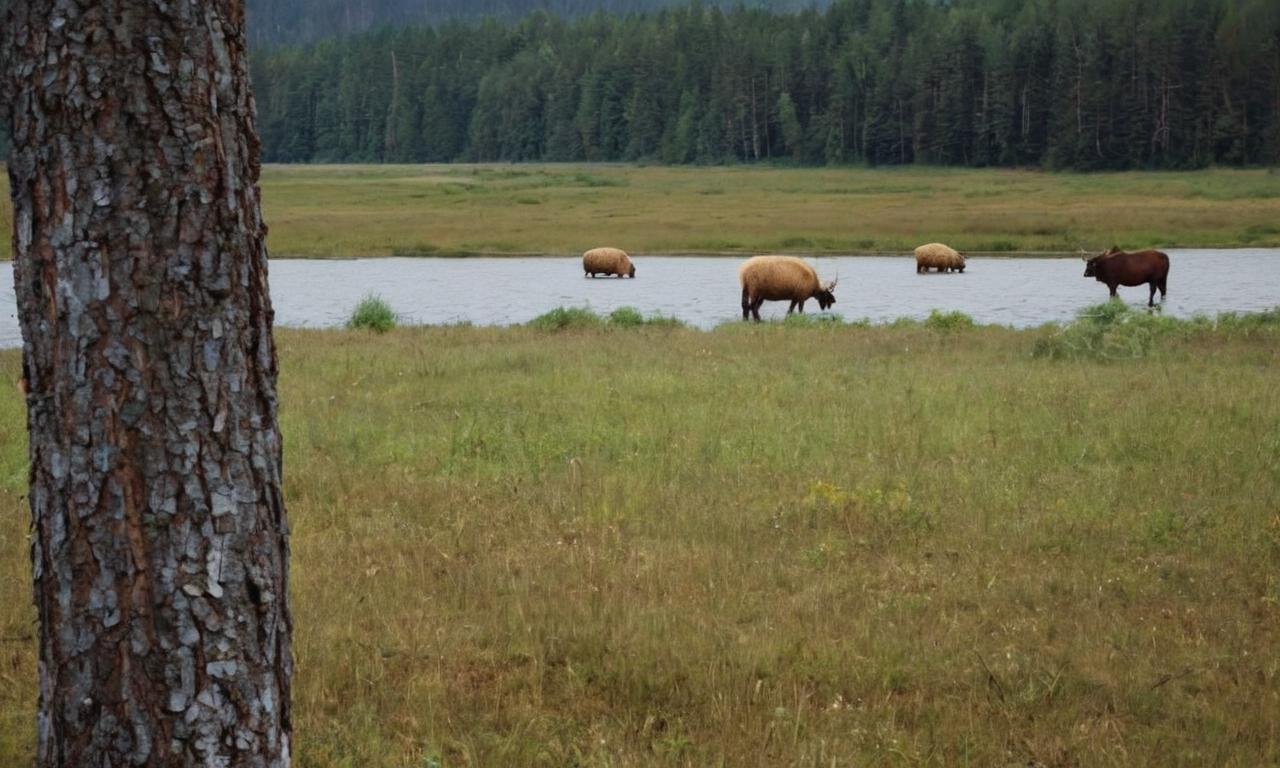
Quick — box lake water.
[2,250,1279,348]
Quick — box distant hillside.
[247,0,829,47]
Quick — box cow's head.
[628,264,636,278]
[1083,246,1119,277]
[814,278,838,310]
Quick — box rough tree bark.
[2,1,292,765]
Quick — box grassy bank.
[4,164,1280,259]
[1,314,1279,765]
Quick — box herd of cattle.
[582,244,1172,319]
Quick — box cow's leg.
[1109,283,1119,298]
[1157,277,1167,301]
[742,286,752,320]
[787,300,797,315]
[752,298,764,322]
[1148,282,1157,307]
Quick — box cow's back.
[1102,249,1169,285]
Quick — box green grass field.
[2,315,1278,765]
[3,164,1280,258]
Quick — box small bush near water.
[526,306,604,331]
[1034,301,1280,360]
[605,306,646,327]
[731,310,974,330]
[780,312,847,328]
[607,306,685,328]
[528,306,685,331]
[923,309,977,330]
[347,294,397,333]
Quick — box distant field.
[2,317,1278,765]
[4,164,1280,259]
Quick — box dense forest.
[247,0,828,47]
[252,0,1280,169]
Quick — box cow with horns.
[1083,246,1170,307]
[738,255,838,321]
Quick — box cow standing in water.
[1083,247,1170,307]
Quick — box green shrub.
[924,309,976,331]
[609,306,687,329]
[527,307,604,331]
[1034,301,1179,360]
[781,312,846,328]
[531,306,687,331]
[607,306,646,327]
[640,313,686,329]
[348,294,397,333]
[1213,307,1280,333]
[1036,303,1280,361]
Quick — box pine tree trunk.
[3,1,292,765]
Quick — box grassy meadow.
[2,316,1279,765]
[4,164,1280,259]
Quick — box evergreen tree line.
[259,0,1280,168]
[246,0,826,47]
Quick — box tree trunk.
[749,73,760,161]
[385,49,400,159]
[3,1,292,766]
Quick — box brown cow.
[1083,246,1170,307]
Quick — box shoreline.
[255,246,1280,261]
[5,247,1280,264]
[3,302,1278,352]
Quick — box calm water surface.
[3,250,1279,348]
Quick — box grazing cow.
[1083,246,1170,307]
[583,247,636,278]
[739,255,837,321]
[914,242,966,273]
